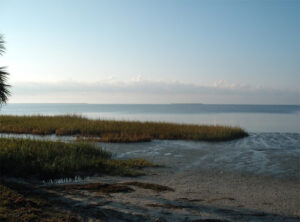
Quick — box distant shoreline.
[4,103,300,106]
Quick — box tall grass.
[0,138,155,180]
[0,115,248,142]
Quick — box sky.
[0,0,299,104]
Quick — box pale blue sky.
[0,0,299,104]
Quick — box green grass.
[0,115,248,142]
[0,138,156,181]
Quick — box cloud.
[9,79,300,104]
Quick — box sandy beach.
[39,163,300,222]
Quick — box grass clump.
[0,115,248,142]
[0,138,155,181]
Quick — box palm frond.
[0,67,11,104]
[0,34,10,104]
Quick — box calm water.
[1,103,299,178]
[1,103,300,133]
[102,133,300,179]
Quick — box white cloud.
[8,79,300,104]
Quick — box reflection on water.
[0,133,75,142]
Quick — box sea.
[1,103,300,179]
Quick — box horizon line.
[4,103,300,106]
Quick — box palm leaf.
[0,34,10,104]
[0,67,10,104]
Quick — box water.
[1,103,299,178]
[101,133,300,179]
[1,103,300,133]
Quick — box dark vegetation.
[0,138,157,181]
[0,34,10,105]
[0,115,248,142]
[0,181,82,221]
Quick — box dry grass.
[0,115,248,142]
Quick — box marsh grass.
[0,138,156,181]
[0,115,248,142]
